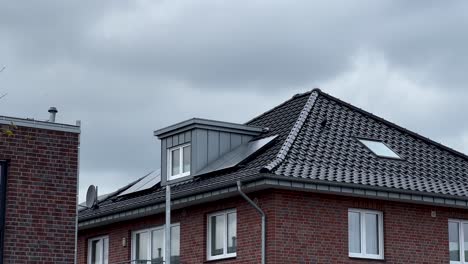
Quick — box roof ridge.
[261,89,320,172]
[244,90,313,125]
[318,91,468,161]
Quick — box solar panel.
[196,135,278,176]
[118,170,161,197]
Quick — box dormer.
[154,118,265,185]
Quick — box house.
[0,110,80,264]
[78,89,468,264]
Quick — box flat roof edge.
[154,118,263,138]
[0,115,81,133]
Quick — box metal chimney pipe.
[48,107,58,122]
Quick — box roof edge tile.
[261,89,320,172]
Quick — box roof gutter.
[260,173,468,203]
[79,174,468,229]
[237,181,265,264]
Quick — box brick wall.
[267,190,464,264]
[78,193,269,264]
[79,189,468,264]
[0,125,79,263]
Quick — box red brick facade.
[0,124,79,263]
[78,189,468,263]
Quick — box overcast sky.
[1,0,467,201]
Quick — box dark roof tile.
[274,91,468,197]
[79,89,468,221]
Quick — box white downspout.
[74,120,81,264]
[165,185,171,264]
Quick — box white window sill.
[207,253,237,261]
[168,172,190,181]
[349,253,384,260]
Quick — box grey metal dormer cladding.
[154,118,264,185]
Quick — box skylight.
[358,139,401,159]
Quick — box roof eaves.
[261,89,320,172]
[78,169,268,222]
[261,173,468,202]
[79,172,468,228]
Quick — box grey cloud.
[0,0,467,200]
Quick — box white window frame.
[207,209,237,261]
[449,219,468,264]
[131,223,180,264]
[87,235,109,264]
[357,138,401,159]
[167,143,191,180]
[348,209,384,260]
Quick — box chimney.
[48,107,58,122]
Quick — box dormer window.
[168,144,191,180]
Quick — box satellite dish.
[86,185,98,208]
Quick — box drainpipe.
[237,181,266,264]
[165,185,171,264]
[74,121,81,264]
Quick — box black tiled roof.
[79,89,468,222]
[271,91,468,197]
[79,91,309,221]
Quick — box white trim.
[348,209,384,260]
[167,143,191,181]
[0,115,80,133]
[207,209,237,261]
[131,223,180,264]
[87,235,109,264]
[449,219,468,264]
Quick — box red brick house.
[0,113,80,263]
[78,89,468,264]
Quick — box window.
[348,209,384,259]
[168,144,191,180]
[132,224,180,264]
[449,220,468,263]
[207,209,237,260]
[358,139,401,159]
[88,236,109,264]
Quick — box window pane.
[450,222,461,261]
[183,146,191,173]
[227,213,237,254]
[103,238,109,264]
[359,139,400,158]
[91,240,102,264]
[152,229,164,264]
[171,149,180,176]
[171,225,180,264]
[211,215,225,256]
[136,232,149,263]
[464,223,468,262]
[348,212,361,254]
[365,213,379,255]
